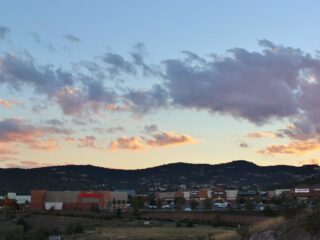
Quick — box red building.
[30,190,127,211]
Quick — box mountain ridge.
[0,160,319,195]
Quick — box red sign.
[79,193,101,198]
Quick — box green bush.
[114,208,123,218]
[175,221,181,227]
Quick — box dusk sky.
[1,0,320,169]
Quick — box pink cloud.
[108,136,144,151]
[248,131,278,138]
[78,136,97,148]
[146,132,196,147]
[258,139,320,155]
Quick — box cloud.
[145,132,196,147]
[108,136,144,151]
[0,118,71,151]
[19,160,40,167]
[78,136,97,148]
[0,52,118,116]
[28,31,41,43]
[64,34,80,43]
[102,53,136,77]
[144,124,158,133]
[299,158,320,165]
[258,139,320,155]
[0,98,21,108]
[29,138,59,151]
[248,131,278,138]
[46,119,64,126]
[239,142,249,148]
[0,143,17,156]
[163,41,312,124]
[92,126,125,134]
[124,84,168,116]
[0,53,75,96]
[4,40,320,133]
[0,25,10,40]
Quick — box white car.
[162,204,171,209]
[184,207,192,211]
[213,200,229,208]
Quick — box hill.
[0,160,319,194]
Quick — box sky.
[1,0,320,169]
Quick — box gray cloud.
[163,41,316,124]
[64,34,80,43]
[0,119,71,140]
[124,84,168,116]
[0,52,117,115]
[3,39,320,139]
[93,126,125,134]
[144,124,158,133]
[240,142,249,148]
[0,25,10,40]
[28,31,41,43]
[102,53,136,77]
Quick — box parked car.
[255,203,265,211]
[213,199,229,208]
[162,204,173,209]
[184,207,192,211]
[145,205,157,209]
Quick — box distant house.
[49,235,61,240]
[114,189,136,196]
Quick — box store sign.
[294,188,309,193]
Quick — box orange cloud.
[108,136,144,151]
[0,119,71,152]
[19,160,40,167]
[0,98,21,108]
[28,138,59,151]
[258,139,320,155]
[78,136,97,148]
[0,143,17,155]
[248,131,277,138]
[299,158,320,165]
[146,132,196,147]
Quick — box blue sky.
[1,1,320,169]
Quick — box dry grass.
[69,225,235,240]
[214,231,239,240]
[249,216,284,234]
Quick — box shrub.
[65,224,75,235]
[176,221,181,227]
[263,206,275,217]
[212,215,222,227]
[16,218,31,232]
[6,225,25,240]
[186,221,194,228]
[303,209,320,235]
[115,208,123,218]
[74,224,84,234]
[34,228,50,240]
[90,205,100,213]
[236,225,250,240]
